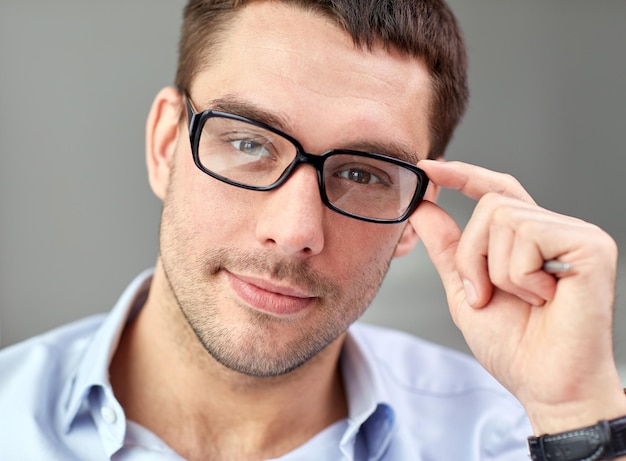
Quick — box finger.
[409,200,467,313]
[418,159,536,204]
[478,204,591,305]
[454,194,530,307]
[479,211,545,306]
[509,237,559,302]
[456,195,567,308]
[486,208,555,306]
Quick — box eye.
[230,139,271,158]
[335,167,388,185]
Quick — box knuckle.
[498,173,523,196]
[489,268,509,288]
[513,220,538,240]
[476,192,506,217]
[490,202,512,224]
[591,226,618,260]
[509,269,525,287]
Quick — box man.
[1,0,624,460]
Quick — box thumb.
[409,200,465,306]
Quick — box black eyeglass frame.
[184,96,429,224]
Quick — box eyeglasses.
[184,96,429,223]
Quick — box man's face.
[154,1,433,377]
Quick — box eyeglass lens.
[195,115,423,221]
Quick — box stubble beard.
[159,175,392,378]
[161,246,389,378]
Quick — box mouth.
[225,270,316,317]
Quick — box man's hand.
[410,160,626,435]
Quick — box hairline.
[178,0,460,159]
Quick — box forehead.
[189,1,433,159]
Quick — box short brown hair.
[176,0,468,159]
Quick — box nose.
[255,165,325,258]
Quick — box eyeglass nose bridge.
[269,148,330,194]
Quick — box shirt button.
[101,406,117,424]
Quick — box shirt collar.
[340,326,396,459]
[61,269,154,433]
[60,269,395,459]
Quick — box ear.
[146,86,184,201]
[393,179,440,257]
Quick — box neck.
[110,268,348,461]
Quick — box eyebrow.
[344,140,422,165]
[195,95,423,165]
[198,95,294,134]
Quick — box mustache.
[201,248,341,298]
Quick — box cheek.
[192,158,256,221]
[165,161,258,250]
[324,224,402,283]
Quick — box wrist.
[528,415,626,461]
[525,387,626,436]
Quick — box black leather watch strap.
[528,416,626,460]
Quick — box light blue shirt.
[0,270,532,460]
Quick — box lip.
[225,271,315,316]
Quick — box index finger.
[419,160,536,204]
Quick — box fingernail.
[522,293,548,307]
[462,278,478,307]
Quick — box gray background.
[1,1,625,373]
